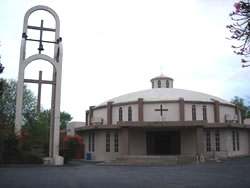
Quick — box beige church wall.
[112,106,119,124]
[212,129,228,158]
[93,130,107,161]
[205,104,215,123]
[80,132,89,158]
[227,129,249,157]
[203,129,227,158]
[203,129,249,158]
[123,104,138,122]
[184,104,190,121]
[238,110,242,124]
[81,130,104,161]
[143,103,179,122]
[66,121,85,136]
[195,105,203,121]
[87,130,102,161]
[219,105,236,123]
[184,103,214,122]
[245,119,250,125]
[223,129,233,157]
[92,108,107,124]
[234,108,242,123]
[97,130,121,161]
[128,129,147,155]
[81,130,121,161]
[180,128,197,155]
[112,104,138,124]
[89,130,104,161]
[184,104,195,121]
[108,130,122,160]
[203,129,214,158]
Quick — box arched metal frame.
[15,5,63,165]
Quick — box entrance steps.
[102,155,198,165]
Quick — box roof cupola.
[150,74,174,89]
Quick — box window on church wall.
[232,130,240,151]
[236,130,240,151]
[192,105,196,120]
[157,80,161,88]
[128,106,132,121]
[92,132,95,152]
[215,130,220,151]
[232,130,236,151]
[206,131,211,152]
[86,111,89,126]
[106,131,110,152]
[166,80,169,88]
[119,107,123,121]
[88,132,91,152]
[152,82,154,88]
[114,131,119,152]
[203,105,207,120]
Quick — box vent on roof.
[91,117,103,125]
[225,114,238,122]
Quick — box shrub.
[0,127,43,165]
[60,135,83,164]
[20,151,43,164]
[0,127,20,164]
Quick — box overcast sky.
[0,0,249,121]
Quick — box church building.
[74,74,250,162]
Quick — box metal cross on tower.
[23,19,59,54]
[24,71,56,113]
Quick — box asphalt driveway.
[1,157,250,188]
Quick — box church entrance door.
[146,131,180,155]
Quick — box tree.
[227,0,250,67]
[24,109,73,130]
[0,63,4,74]
[0,43,4,95]
[0,79,37,127]
[0,62,4,126]
[21,109,73,156]
[231,96,250,119]
[21,110,50,155]
[0,41,4,74]
[60,111,73,130]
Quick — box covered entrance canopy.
[147,131,180,155]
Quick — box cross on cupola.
[155,104,168,116]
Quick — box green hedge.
[20,151,43,164]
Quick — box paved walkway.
[1,157,250,188]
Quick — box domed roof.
[150,74,173,81]
[98,88,232,106]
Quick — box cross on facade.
[155,104,168,116]
[24,71,56,113]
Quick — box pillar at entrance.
[196,127,204,163]
[15,5,63,165]
[120,128,129,155]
